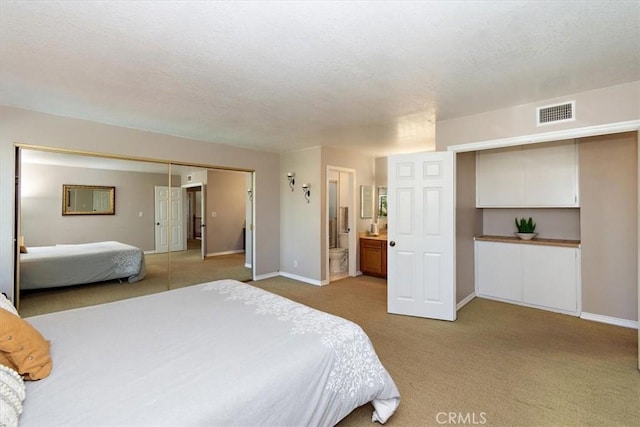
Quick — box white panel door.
[169,187,185,252]
[387,151,456,321]
[155,186,185,253]
[155,186,170,253]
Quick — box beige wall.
[21,162,170,251]
[482,208,581,240]
[375,156,388,187]
[280,146,322,281]
[278,145,376,284]
[437,83,639,323]
[455,151,482,303]
[205,169,247,255]
[579,132,637,321]
[0,106,281,299]
[437,81,640,149]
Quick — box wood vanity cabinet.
[360,238,387,278]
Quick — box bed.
[8,279,400,426]
[19,241,146,290]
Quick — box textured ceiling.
[1,1,639,156]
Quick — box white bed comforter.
[21,280,400,426]
[20,241,145,290]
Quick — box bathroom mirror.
[360,185,373,219]
[377,186,387,218]
[62,184,115,215]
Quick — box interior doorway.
[184,183,206,259]
[326,166,357,282]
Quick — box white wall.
[0,106,281,299]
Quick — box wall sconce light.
[247,188,253,201]
[287,172,295,191]
[302,184,311,203]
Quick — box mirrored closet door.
[16,146,254,316]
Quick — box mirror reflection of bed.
[18,148,254,317]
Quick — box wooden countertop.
[359,232,388,241]
[475,234,580,248]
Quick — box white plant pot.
[516,232,537,240]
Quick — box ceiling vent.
[537,101,575,126]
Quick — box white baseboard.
[580,312,638,329]
[244,263,252,269]
[143,250,156,255]
[279,271,324,286]
[457,292,476,311]
[206,249,244,257]
[253,271,280,281]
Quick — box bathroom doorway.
[326,166,357,282]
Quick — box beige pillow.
[0,309,52,380]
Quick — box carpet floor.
[250,276,639,427]
[18,270,639,426]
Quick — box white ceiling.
[1,1,639,156]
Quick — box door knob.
[389,241,396,247]
[156,222,160,226]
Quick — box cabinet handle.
[389,241,396,247]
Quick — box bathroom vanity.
[359,233,387,278]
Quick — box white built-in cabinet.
[476,140,579,207]
[475,240,581,315]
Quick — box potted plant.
[515,217,537,240]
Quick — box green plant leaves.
[515,216,536,233]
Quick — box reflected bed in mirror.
[62,184,115,215]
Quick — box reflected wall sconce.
[287,172,295,191]
[302,184,311,203]
[247,188,253,201]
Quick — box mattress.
[21,280,400,426]
[19,241,146,290]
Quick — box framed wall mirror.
[360,185,373,219]
[62,184,115,215]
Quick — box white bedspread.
[21,280,400,426]
[20,241,145,290]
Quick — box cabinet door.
[360,239,384,277]
[522,141,578,207]
[476,141,579,207]
[522,245,579,313]
[475,241,522,302]
[476,146,524,207]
